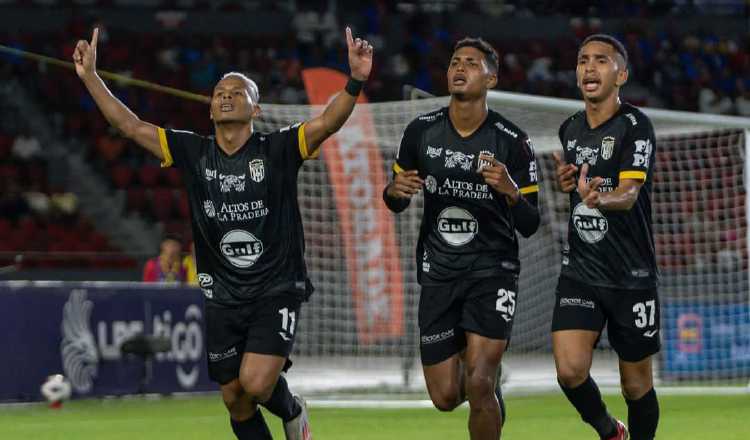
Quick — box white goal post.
[253,92,750,396]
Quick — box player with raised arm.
[383,37,540,440]
[74,26,373,440]
[551,34,660,440]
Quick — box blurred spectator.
[699,85,733,114]
[142,233,186,283]
[11,129,41,160]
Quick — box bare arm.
[303,27,373,153]
[74,28,163,161]
[578,164,642,211]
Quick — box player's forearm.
[320,87,358,135]
[511,194,540,237]
[383,185,410,213]
[81,72,142,138]
[596,184,639,211]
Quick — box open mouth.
[220,103,234,112]
[452,74,467,86]
[582,78,600,92]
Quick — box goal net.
[255,91,750,395]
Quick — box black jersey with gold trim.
[158,123,317,305]
[394,108,539,284]
[558,103,659,290]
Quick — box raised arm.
[302,27,373,154]
[73,28,163,161]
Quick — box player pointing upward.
[74,26,373,440]
[384,37,540,440]
[552,34,660,440]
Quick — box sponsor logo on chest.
[219,173,246,193]
[220,229,264,268]
[437,206,479,246]
[572,202,608,244]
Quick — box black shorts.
[551,276,661,362]
[419,276,518,366]
[205,294,301,385]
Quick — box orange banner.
[302,68,404,344]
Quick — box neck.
[448,96,488,137]
[214,121,253,155]
[585,94,621,129]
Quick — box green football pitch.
[1,393,748,439]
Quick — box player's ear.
[487,71,498,89]
[251,104,262,119]
[615,67,628,87]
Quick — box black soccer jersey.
[158,123,317,306]
[394,108,539,284]
[558,103,659,290]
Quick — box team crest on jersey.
[248,159,265,183]
[601,136,615,160]
[219,173,246,193]
[205,168,217,181]
[444,150,475,170]
[567,139,577,151]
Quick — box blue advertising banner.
[0,282,217,402]
[662,301,750,380]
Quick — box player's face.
[447,46,497,99]
[210,77,257,123]
[576,41,628,103]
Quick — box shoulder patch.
[625,113,638,126]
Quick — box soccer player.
[383,37,540,440]
[551,34,659,440]
[74,27,373,440]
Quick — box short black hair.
[580,34,628,67]
[454,37,499,73]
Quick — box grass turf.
[1,393,748,439]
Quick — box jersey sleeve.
[158,128,205,171]
[268,122,317,171]
[393,120,421,175]
[509,137,539,197]
[618,113,656,182]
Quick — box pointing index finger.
[91,27,99,48]
[345,26,353,48]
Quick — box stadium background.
[1,1,749,439]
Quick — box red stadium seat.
[126,187,148,213]
[139,165,161,187]
[111,164,135,189]
[164,167,182,188]
[150,187,175,221]
[177,191,190,218]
